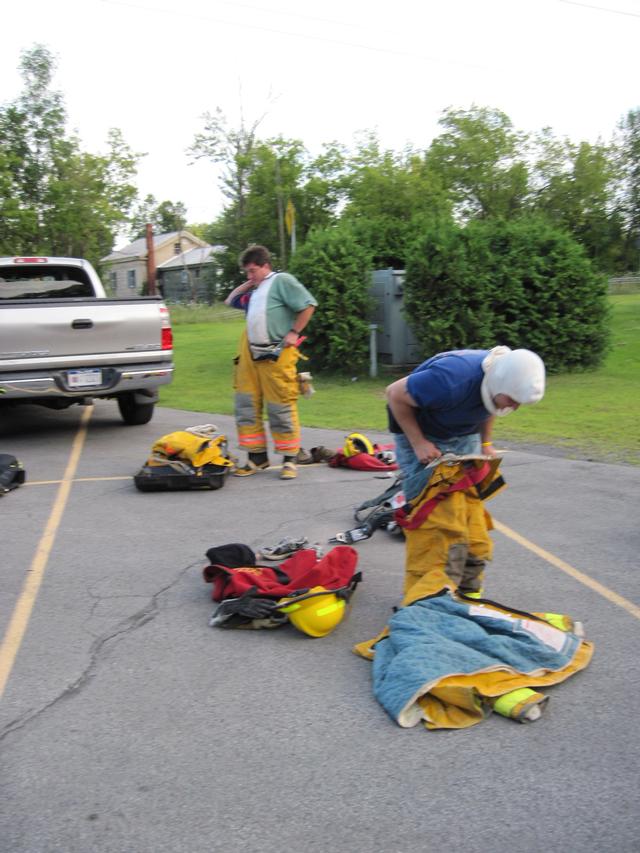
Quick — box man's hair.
[240,244,271,268]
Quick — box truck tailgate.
[1,298,169,365]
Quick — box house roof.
[158,245,225,269]
[101,231,209,263]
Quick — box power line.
[98,0,494,73]
[196,0,378,34]
[559,0,640,19]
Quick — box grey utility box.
[370,269,422,366]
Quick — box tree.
[0,44,65,249]
[339,132,451,267]
[288,223,373,373]
[403,217,610,372]
[0,45,141,266]
[616,108,640,271]
[243,136,310,266]
[129,195,188,239]
[189,106,266,248]
[297,142,348,233]
[426,106,529,220]
[193,125,316,287]
[530,132,620,271]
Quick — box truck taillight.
[14,257,48,264]
[159,305,172,350]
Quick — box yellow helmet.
[343,432,375,458]
[278,586,347,638]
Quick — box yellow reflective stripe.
[542,612,571,631]
[279,602,301,613]
[316,601,345,617]
[493,688,537,716]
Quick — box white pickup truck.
[0,256,174,425]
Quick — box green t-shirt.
[259,272,317,342]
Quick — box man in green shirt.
[225,245,317,480]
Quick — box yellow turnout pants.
[234,330,301,456]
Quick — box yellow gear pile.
[134,425,234,492]
[149,426,234,470]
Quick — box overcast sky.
[2,0,639,235]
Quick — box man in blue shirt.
[386,347,545,500]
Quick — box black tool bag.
[134,458,230,492]
[0,454,26,495]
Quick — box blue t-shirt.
[388,350,491,439]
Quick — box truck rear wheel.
[117,393,155,425]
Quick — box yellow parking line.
[0,406,93,699]
[494,519,640,620]
[24,462,327,487]
[26,476,131,485]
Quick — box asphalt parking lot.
[1,401,639,853]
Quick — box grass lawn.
[160,295,640,463]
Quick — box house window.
[127,269,136,289]
[109,271,117,291]
[174,242,181,254]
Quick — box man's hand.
[412,438,442,465]
[282,330,300,348]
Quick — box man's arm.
[386,377,442,464]
[283,305,315,347]
[479,415,498,457]
[224,280,253,306]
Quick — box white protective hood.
[481,346,546,416]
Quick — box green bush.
[288,224,373,372]
[403,217,610,372]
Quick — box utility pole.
[275,158,287,268]
[286,198,296,256]
[146,223,157,296]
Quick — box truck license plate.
[67,368,103,388]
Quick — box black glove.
[209,587,278,626]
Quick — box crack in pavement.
[0,561,200,744]
[251,499,367,549]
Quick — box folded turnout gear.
[0,453,26,495]
[356,587,593,731]
[134,424,234,492]
[204,543,361,631]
